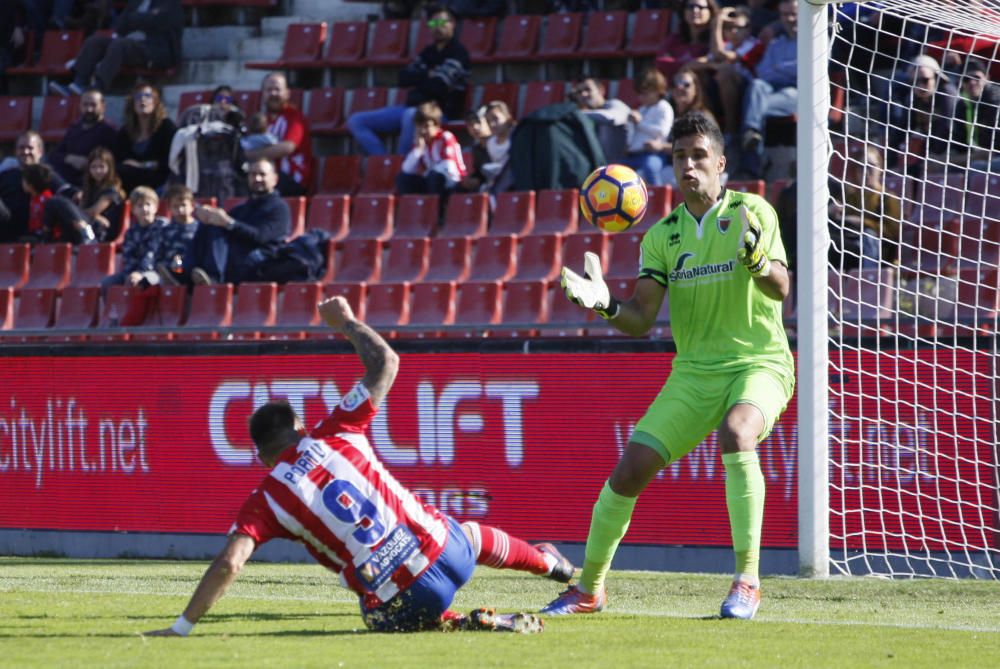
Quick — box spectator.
[20,163,56,242]
[954,58,1000,170]
[156,183,199,286]
[0,2,29,95]
[624,69,674,187]
[48,88,118,187]
[347,6,470,155]
[571,77,632,163]
[887,55,960,176]
[395,101,467,200]
[739,0,797,178]
[209,85,245,127]
[187,158,290,286]
[482,100,515,194]
[49,0,183,96]
[0,131,74,243]
[240,112,280,153]
[709,5,765,142]
[243,72,311,197]
[656,0,720,81]
[20,162,96,244]
[114,81,177,193]
[100,185,168,295]
[81,146,126,241]
[458,107,491,193]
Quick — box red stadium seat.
[494,279,548,337]
[381,237,429,284]
[587,278,638,337]
[563,231,610,276]
[365,282,411,330]
[324,283,367,323]
[579,11,628,58]
[232,90,262,115]
[606,231,643,279]
[247,22,328,70]
[360,154,403,194]
[12,288,58,334]
[908,172,966,227]
[317,155,361,195]
[177,89,212,117]
[346,87,390,121]
[71,242,115,287]
[634,185,673,232]
[626,9,672,57]
[958,218,1000,267]
[460,17,498,63]
[407,281,455,337]
[439,192,489,239]
[231,282,278,339]
[333,238,383,284]
[490,191,535,237]
[491,15,541,63]
[476,82,520,117]
[828,268,894,338]
[543,280,592,336]
[468,235,518,282]
[323,21,368,68]
[39,95,80,143]
[538,12,583,60]
[408,20,434,60]
[0,244,30,289]
[0,97,32,142]
[49,285,100,340]
[393,194,439,239]
[514,233,561,282]
[285,196,307,240]
[453,281,503,335]
[520,81,566,118]
[277,281,323,338]
[534,189,578,236]
[100,285,155,329]
[726,179,767,197]
[131,284,188,341]
[25,243,72,290]
[364,19,410,66]
[768,179,791,208]
[613,78,639,109]
[175,284,234,341]
[6,30,83,76]
[953,267,1000,334]
[964,172,1000,226]
[306,195,351,240]
[0,288,12,330]
[307,88,346,136]
[423,237,472,282]
[348,194,395,241]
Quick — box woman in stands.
[656,0,721,81]
[81,146,126,242]
[114,80,177,193]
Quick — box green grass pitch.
[2,557,998,668]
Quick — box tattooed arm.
[317,296,399,407]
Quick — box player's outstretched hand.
[736,205,771,278]
[560,251,620,320]
[318,296,357,330]
[142,628,182,637]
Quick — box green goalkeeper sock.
[722,451,765,583]
[579,481,638,594]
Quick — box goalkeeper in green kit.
[543,111,795,620]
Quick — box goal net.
[820,0,1000,578]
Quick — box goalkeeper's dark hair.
[249,401,300,461]
[671,111,725,156]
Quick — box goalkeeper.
[544,111,794,620]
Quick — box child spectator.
[157,184,200,286]
[482,100,516,194]
[396,101,467,198]
[81,147,125,242]
[101,186,167,295]
[458,107,491,193]
[240,112,280,153]
[624,69,674,187]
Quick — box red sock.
[465,522,549,575]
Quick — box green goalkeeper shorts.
[631,363,794,466]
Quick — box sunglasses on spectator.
[214,94,233,103]
[427,18,450,28]
[134,91,154,100]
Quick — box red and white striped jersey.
[231,383,448,607]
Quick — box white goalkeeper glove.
[736,205,771,278]
[560,251,621,320]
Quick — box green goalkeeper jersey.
[639,189,794,375]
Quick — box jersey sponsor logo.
[673,252,695,273]
[356,525,420,592]
[668,254,737,283]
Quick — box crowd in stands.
[0,0,999,337]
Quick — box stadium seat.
[306,195,351,241]
[39,95,80,143]
[100,285,156,329]
[0,97,33,142]
[579,11,626,58]
[423,237,472,282]
[307,88,346,136]
[520,81,566,118]
[538,13,582,60]
[177,89,212,117]
[323,21,368,68]
[958,218,1000,267]
[0,244,30,289]
[276,281,323,338]
[563,231,610,275]
[909,172,966,227]
[381,237,429,284]
[359,154,403,194]
[317,155,360,195]
[468,235,518,282]
[490,14,541,63]
[6,30,83,77]
[348,194,395,241]
[70,243,115,287]
[490,191,536,237]
[346,87,390,124]
[514,233,561,282]
[365,282,411,330]
[626,9,673,57]
[726,179,767,197]
[439,192,489,239]
[0,288,12,330]
[364,19,410,66]
[606,231,642,279]
[130,284,188,341]
[634,185,673,232]
[323,283,367,324]
[393,194,439,239]
[48,285,100,341]
[453,280,503,336]
[476,82,520,117]
[534,189,579,236]
[613,78,639,109]
[460,17,497,63]
[952,267,1000,335]
[175,284,234,341]
[542,280,592,337]
[247,22,328,70]
[406,281,455,337]
[408,20,434,60]
[232,90,262,115]
[768,179,791,208]
[899,220,958,273]
[231,282,278,339]
[11,288,58,336]
[285,196,307,240]
[587,278,638,337]
[493,279,548,338]
[828,268,895,338]
[332,238,383,284]
[25,243,72,290]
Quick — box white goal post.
[798,0,1000,579]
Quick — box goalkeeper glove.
[560,251,621,320]
[736,205,771,278]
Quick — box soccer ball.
[579,164,649,233]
